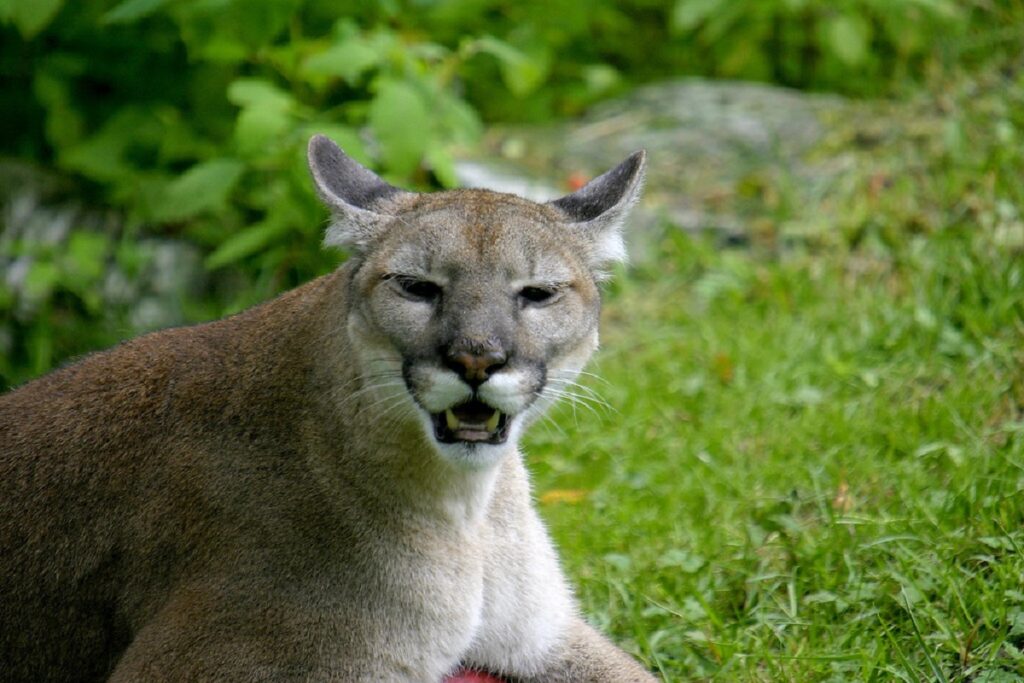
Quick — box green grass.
[526,68,1024,681]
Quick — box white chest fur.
[355,504,571,681]
[353,444,575,680]
[459,463,575,676]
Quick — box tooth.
[445,409,460,431]
[485,410,500,432]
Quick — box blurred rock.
[455,79,848,260]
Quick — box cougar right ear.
[547,150,646,277]
[307,135,413,250]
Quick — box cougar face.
[309,136,645,466]
[347,196,603,462]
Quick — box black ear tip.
[627,149,647,172]
[308,134,340,161]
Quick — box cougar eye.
[388,275,442,302]
[518,286,558,306]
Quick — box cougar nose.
[444,347,508,386]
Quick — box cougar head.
[308,135,645,467]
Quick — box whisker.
[550,368,612,387]
[331,370,404,394]
[537,411,566,436]
[354,385,409,416]
[335,380,406,412]
[374,396,416,429]
[547,379,616,414]
[542,388,605,422]
[549,374,609,397]
[551,381,611,410]
[541,390,588,425]
[545,384,609,412]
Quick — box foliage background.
[1,0,1021,389]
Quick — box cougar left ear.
[307,134,414,251]
[548,151,647,275]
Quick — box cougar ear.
[548,150,647,275]
[307,134,413,250]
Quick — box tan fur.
[0,138,655,682]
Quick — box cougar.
[0,135,655,682]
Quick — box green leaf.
[65,232,110,283]
[301,39,382,84]
[28,319,54,377]
[61,127,133,181]
[205,217,289,270]
[582,64,621,94]
[226,78,295,112]
[656,548,706,573]
[434,90,483,146]
[1009,609,1024,638]
[502,56,548,98]
[174,0,297,59]
[369,79,431,177]
[475,36,548,97]
[234,106,291,156]
[822,13,872,67]
[151,158,245,223]
[33,70,84,149]
[425,145,458,188]
[602,552,632,572]
[474,35,521,64]
[6,0,63,38]
[226,79,295,156]
[102,0,171,24]
[192,35,249,64]
[23,260,59,301]
[670,0,725,33]
[697,0,745,43]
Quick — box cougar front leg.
[521,617,657,683]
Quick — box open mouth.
[431,399,511,445]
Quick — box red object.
[443,669,506,683]
[567,171,590,191]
